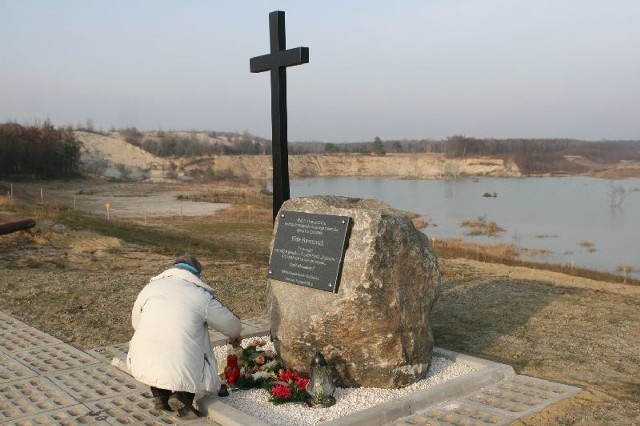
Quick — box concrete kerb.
[195,346,516,426]
[199,399,271,426]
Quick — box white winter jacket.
[126,267,241,393]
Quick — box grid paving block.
[240,316,270,335]
[87,343,130,364]
[210,316,270,346]
[208,332,227,347]
[0,353,38,384]
[0,321,64,353]
[398,401,511,426]
[85,391,203,425]
[465,375,581,417]
[6,404,105,426]
[509,375,581,396]
[0,376,77,423]
[0,311,25,330]
[47,363,143,403]
[11,343,100,375]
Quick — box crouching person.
[127,255,242,419]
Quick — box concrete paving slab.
[210,316,272,346]
[84,391,209,426]
[0,317,64,353]
[5,404,104,426]
[389,375,581,426]
[0,377,77,423]
[46,363,142,403]
[0,311,24,332]
[465,375,581,418]
[0,353,38,384]
[240,316,271,336]
[10,343,100,375]
[86,342,129,364]
[394,401,512,425]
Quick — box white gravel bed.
[213,337,476,426]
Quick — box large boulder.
[268,196,440,388]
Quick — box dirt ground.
[434,259,640,425]
[1,180,639,425]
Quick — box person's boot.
[177,405,203,420]
[175,392,203,419]
[153,395,172,412]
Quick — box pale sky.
[1,1,639,142]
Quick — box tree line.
[120,128,271,157]
[0,122,81,178]
[441,136,640,174]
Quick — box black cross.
[250,10,309,223]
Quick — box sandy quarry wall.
[212,153,521,181]
[74,131,520,181]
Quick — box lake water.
[290,176,640,279]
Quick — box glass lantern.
[306,351,336,407]
[224,354,240,389]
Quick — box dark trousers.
[150,386,195,406]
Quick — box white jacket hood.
[150,267,216,294]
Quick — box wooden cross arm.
[250,47,309,73]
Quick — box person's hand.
[229,336,242,347]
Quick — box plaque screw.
[268,270,273,275]
[341,220,346,224]
[328,283,333,287]
[281,213,285,218]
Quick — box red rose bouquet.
[269,369,310,405]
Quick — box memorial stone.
[268,196,441,389]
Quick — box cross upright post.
[250,10,309,223]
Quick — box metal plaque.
[268,211,351,293]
